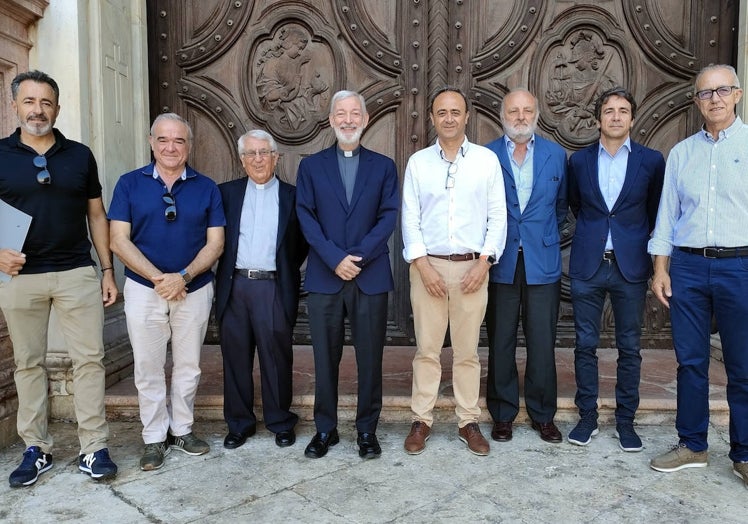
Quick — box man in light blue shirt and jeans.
[648,64,748,488]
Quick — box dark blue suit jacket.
[485,135,568,285]
[296,145,399,295]
[568,140,665,282]
[214,177,308,325]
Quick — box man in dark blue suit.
[484,88,568,444]
[215,129,308,450]
[567,87,664,451]
[296,90,399,459]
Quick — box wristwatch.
[481,255,496,265]
[179,268,193,284]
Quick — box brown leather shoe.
[491,421,513,442]
[531,420,562,443]
[404,421,431,455]
[458,423,490,456]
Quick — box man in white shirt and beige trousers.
[401,86,507,456]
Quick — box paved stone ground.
[0,420,744,523]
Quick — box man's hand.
[414,257,448,297]
[651,255,671,308]
[651,270,672,308]
[151,273,188,301]
[101,270,118,307]
[460,259,490,294]
[335,255,362,281]
[0,249,26,276]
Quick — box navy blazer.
[296,144,399,295]
[568,140,665,283]
[214,177,308,325]
[485,135,568,285]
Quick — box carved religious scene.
[250,23,331,138]
[543,30,621,143]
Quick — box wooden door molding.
[148,0,737,347]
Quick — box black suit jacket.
[215,177,308,326]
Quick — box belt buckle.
[703,248,718,259]
[248,270,259,279]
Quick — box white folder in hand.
[0,198,32,282]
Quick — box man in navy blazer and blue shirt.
[567,88,664,452]
[296,90,399,459]
[484,88,568,445]
[215,129,308,451]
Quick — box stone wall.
[0,0,149,448]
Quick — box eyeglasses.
[241,149,275,159]
[695,85,740,100]
[33,155,51,185]
[445,162,457,189]
[162,192,177,222]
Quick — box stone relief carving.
[544,30,619,137]
[254,24,330,133]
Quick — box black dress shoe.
[491,421,513,442]
[275,430,296,448]
[304,429,339,458]
[223,427,256,449]
[531,420,563,443]
[357,432,382,459]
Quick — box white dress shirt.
[401,136,507,263]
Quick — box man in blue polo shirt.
[109,113,225,471]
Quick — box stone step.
[104,345,730,426]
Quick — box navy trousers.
[307,282,388,434]
[571,258,647,424]
[669,249,748,462]
[220,277,298,435]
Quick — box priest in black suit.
[215,129,308,449]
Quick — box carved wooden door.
[147,1,737,346]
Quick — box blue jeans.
[571,259,647,424]
[669,249,748,462]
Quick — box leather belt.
[428,252,481,262]
[678,246,748,259]
[234,269,276,279]
[603,250,616,261]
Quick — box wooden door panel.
[148,0,737,346]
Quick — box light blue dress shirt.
[598,138,630,250]
[505,135,535,213]
[236,176,279,270]
[649,116,748,255]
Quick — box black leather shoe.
[531,420,563,443]
[491,421,513,442]
[304,429,339,458]
[223,427,256,449]
[275,430,296,448]
[357,432,382,459]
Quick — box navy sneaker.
[615,424,643,452]
[9,446,53,487]
[79,448,118,480]
[568,416,599,446]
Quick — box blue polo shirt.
[108,162,226,292]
